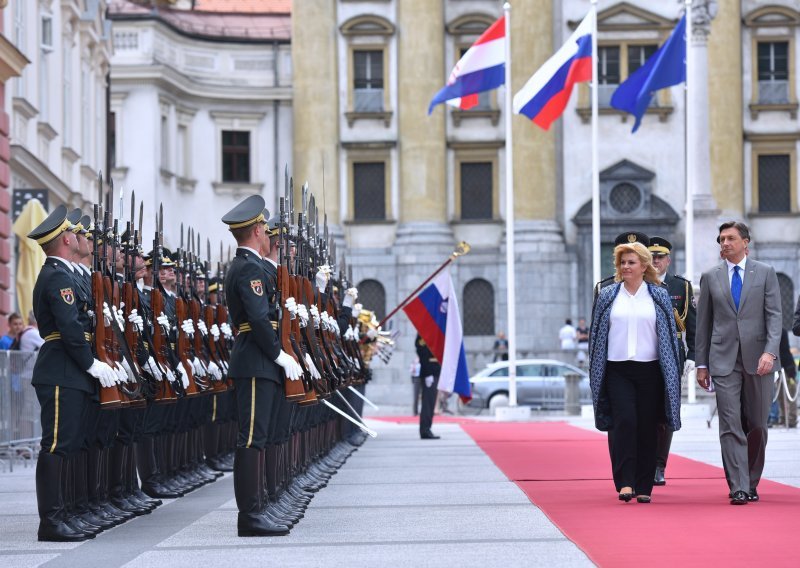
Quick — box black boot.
[36,453,93,542]
[234,448,289,537]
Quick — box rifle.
[149,220,180,403]
[174,229,202,396]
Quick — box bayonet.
[138,201,143,242]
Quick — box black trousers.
[36,385,91,457]
[233,377,280,450]
[606,361,664,496]
[419,374,439,436]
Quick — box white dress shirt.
[607,282,658,362]
[725,256,746,287]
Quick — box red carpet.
[369,415,480,425]
[461,422,800,567]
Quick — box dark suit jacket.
[415,335,441,378]
[696,258,782,377]
[225,248,281,382]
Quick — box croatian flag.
[513,11,594,130]
[403,270,471,402]
[428,16,505,114]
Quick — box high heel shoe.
[618,487,634,502]
[636,495,651,503]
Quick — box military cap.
[208,277,220,294]
[648,236,672,256]
[160,247,176,268]
[195,267,207,280]
[67,208,89,235]
[221,195,268,230]
[613,232,650,247]
[143,252,153,266]
[266,213,283,238]
[79,215,92,236]
[27,204,73,246]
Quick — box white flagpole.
[684,0,696,404]
[503,2,517,408]
[590,1,600,286]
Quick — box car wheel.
[488,392,510,413]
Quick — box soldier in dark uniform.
[221,195,303,537]
[415,334,441,439]
[27,205,120,542]
[648,236,695,486]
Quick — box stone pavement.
[1,410,798,568]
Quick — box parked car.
[463,359,591,412]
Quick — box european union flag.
[611,15,686,133]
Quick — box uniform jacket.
[696,259,781,377]
[663,272,696,363]
[31,259,95,393]
[589,282,682,432]
[415,335,441,378]
[225,247,281,382]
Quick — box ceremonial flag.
[611,15,686,132]
[403,269,471,402]
[428,16,505,114]
[513,10,593,130]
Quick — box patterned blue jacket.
[589,281,682,432]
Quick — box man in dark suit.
[696,221,782,505]
[648,236,696,486]
[415,334,441,439]
[222,195,302,536]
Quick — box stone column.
[291,0,339,227]
[689,0,725,278]
[395,0,450,250]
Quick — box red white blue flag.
[513,11,593,130]
[428,16,505,114]
[403,269,471,402]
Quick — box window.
[463,278,494,336]
[177,125,187,177]
[608,183,642,214]
[460,162,493,220]
[777,273,795,331]
[63,43,72,145]
[357,279,386,321]
[39,48,49,122]
[757,42,789,104]
[627,45,657,75]
[353,50,384,112]
[353,162,386,220]
[221,130,250,183]
[41,15,53,51]
[160,115,169,170]
[109,112,116,169]
[597,46,620,106]
[757,155,790,213]
[518,365,544,377]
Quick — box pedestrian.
[696,221,782,505]
[559,319,577,351]
[493,332,509,362]
[589,241,681,504]
[410,357,421,416]
[575,318,589,368]
[18,311,45,352]
[0,312,23,349]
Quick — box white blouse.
[607,282,658,362]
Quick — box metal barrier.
[0,351,42,472]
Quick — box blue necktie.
[731,265,742,310]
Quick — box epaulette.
[673,274,689,282]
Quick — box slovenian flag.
[428,16,505,114]
[403,269,471,402]
[513,10,594,130]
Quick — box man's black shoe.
[730,490,748,505]
[748,488,759,502]
[420,431,440,440]
[653,467,666,486]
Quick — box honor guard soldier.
[415,334,441,440]
[221,195,303,537]
[27,205,121,542]
[648,236,696,486]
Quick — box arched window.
[357,279,386,321]
[463,278,494,336]
[777,272,794,331]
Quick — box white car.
[464,359,591,411]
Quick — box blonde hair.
[613,242,659,284]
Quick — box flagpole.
[590,0,600,286]
[503,2,518,408]
[684,0,696,404]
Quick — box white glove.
[164,366,176,385]
[367,327,378,340]
[102,302,113,327]
[144,357,163,381]
[309,305,321,328]
[315,265,331,292]
[210,324,221,340]
[297,304,309,327]
[157,313,170,330]
[353,325,360,341]
[352,303,362,318]
[178,363,190,389]
[119,358,135,383]
[111,362,128,384]
[304,353,321,380]
[181,319,195,337]
[112,305,126,331]
[220,322,233,340]
[683,359,696,379]
[207,361,222,381]
[285,296,297,317]
[344,326,354,341]
[192,357,206,376]
[197,319,208,336]
[128,309,144,333]
[87,359,118,388]
[275,350,303,381]
[343,287,358,308]
[425,375,434,388]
